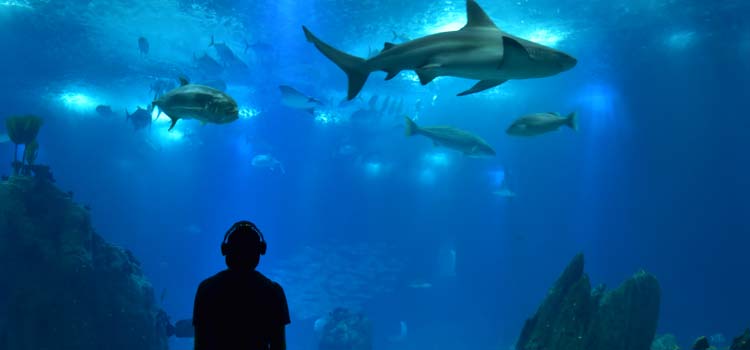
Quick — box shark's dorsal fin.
[382,42,396,52]
[462,0,499,30]
[178,76,190,86]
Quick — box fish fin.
[302,26,370,100]
[209,35,215,47]
[385,70,399,80]
[462,0,500,30]
[502,36,532,62]
[566,112,578,131]
[178,76,189,86]
[125,110,130,121]
[457,79,507,96]
[244,39,250,54]
[415,70,438,85]
[392,30,398,41]
[382,42,396,52]
[167,116,179,131]
[404,117,419,136]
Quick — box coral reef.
[730,329,750,350]
[516,253,661,350]
[0,174,168,350]
[651,334,680,350]
[319,308,373,350]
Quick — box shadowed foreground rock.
[517,253,661,350]
[0,175,168,350]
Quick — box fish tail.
[125,109,130,121]
[566,112,578,131]
[404,117,419,137]
[302,26,370,100]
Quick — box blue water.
[1,0,749,349]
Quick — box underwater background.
[1,0,749,349]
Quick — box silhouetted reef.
[0,175,168,349]
[517,253,661,350]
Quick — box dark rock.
[0,175,168,350]
[319,308,372,350]
[517,253,661,350]
[693,336,710,350]
[731,329,750,350]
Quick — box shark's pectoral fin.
[382,42,396,52]
[415,70,438,85]
[457,80,507,96]
[385,70,400,80]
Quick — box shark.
[302,0,577,100]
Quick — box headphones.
[220,220,267,256]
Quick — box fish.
[251,154,285,174]
[404,117,496,157]
[193,53,224,76]
[152,77,239,131]
[302,0,576,100]
[138,36,149,55]
[95,105,116,118]
[506,112,578,137]
[279,85,323,113]
[210,35,247,69]
[125,107,152,131]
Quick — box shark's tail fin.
[404,117,419,137]
[302,26,369,100]
[566,112,578,131]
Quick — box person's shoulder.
[254,271,285,293]
[198,270,230,290]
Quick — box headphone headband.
[221,220,267,256]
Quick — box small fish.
[405,117,496,157]
[506,112,578,137]
[251,154,285,174]
[95,105,116,118]
[279,85,323,113]
[152,77,239,131]
[138,36,149,55]
[126,107,152,131]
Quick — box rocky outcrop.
[0,175,168,350]
[517,253,661,350]
[731,329,750,350]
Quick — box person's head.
[221,220,267,270]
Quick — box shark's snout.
[560,54,578,71]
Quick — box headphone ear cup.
[259,241,267,255]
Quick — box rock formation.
[0,174,168,350]
[517,253,661,350]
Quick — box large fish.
[506,112,578,136]
[279,85,323,113]
[405,117,495,157]
[251,154,285,174]
[152,77,239,131]
[303,0,576,99]
[193,53,224,76]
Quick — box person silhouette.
[193,220,290,350]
